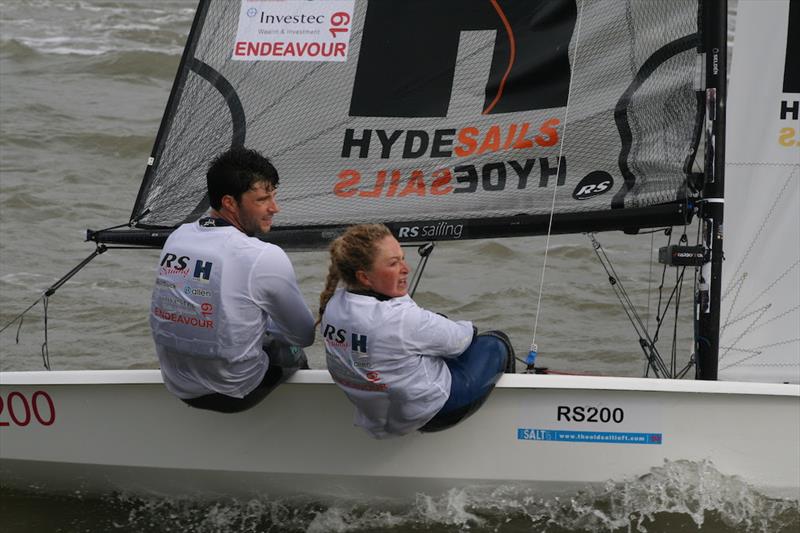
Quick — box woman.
[319,223,514,438]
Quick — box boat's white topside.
[2,369,797,397]
[2,369,798,500]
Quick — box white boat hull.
[1,370,798,501]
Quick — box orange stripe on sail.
[483,0,516,115]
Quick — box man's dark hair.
[207,147,279,209]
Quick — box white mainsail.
[127,0,700,241]
[720,0,799,383]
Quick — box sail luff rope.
[528,0,585,362]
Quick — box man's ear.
[356,270,371,289]
[220,194,237,212]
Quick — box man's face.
[234,182,279,236]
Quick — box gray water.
[0,1,796,532]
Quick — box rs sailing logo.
[572,171,614,200]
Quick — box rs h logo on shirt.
[351,333,368,354]
[192,260,213,281]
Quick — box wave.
[4,131,154,159]
[6,460,792,532]
[547,243,597,261]
[0,43,182,81]
[81,49,182,81]
[471,240,520,259]
[0,272,57,289]
[0,39,41,61]
[0,191,72,220]
[1,4,192,63]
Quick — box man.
[149,147,315,413]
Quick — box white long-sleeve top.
[321,288,473,438]
[150,220,315,399]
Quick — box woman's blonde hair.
[317,223,393,323]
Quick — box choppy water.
[1,460,798,533]
[1,1,796,532]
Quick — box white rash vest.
[321,288,474,438]
[150,220,315,399]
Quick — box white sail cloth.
[720,0,799,383]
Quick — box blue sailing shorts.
[420,331,512,432]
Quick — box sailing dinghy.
[2,0,798,501]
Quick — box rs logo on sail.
[572,171,614,200]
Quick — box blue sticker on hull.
[517,428,663,445]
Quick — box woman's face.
[359,235,410,297]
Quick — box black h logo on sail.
[349,0,577,117]
[784,0,799,93]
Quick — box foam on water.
[6,460,785,533]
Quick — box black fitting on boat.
[658,245,706,266]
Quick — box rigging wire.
[644,231,656,374]
[674,215,693,375]
[527,0,585,371]
[0,245,109,336]
[590,193,699,379]
[1,212,155,369]
[41,296,50,370]
[590,196,695,380]
[647,234,653,330]
[404,242,435,298]
[589,233,671,378]
[0,244,109,370]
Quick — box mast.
[696,0,727,380]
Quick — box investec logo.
[255,12,325,26]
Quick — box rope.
[527,0,585,370]
[0,244,108,370]
[589,233,671,378]
[589,206,694,380]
